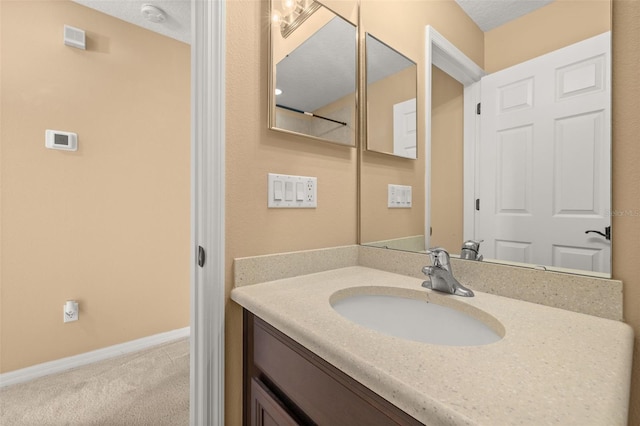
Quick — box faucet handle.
[461,240,484,261]
[461,239,483,251]
[426,247,450,268]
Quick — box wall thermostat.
[45,130,77,151]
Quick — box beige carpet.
[0,338,189,426]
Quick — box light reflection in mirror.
[359,0,612,278]
[365,33,418,159]
[269,1,357,146]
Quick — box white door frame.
[424,26,484,249]
[191,1,226,425]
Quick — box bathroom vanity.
[232,264,633,426]
[245,311,423,425]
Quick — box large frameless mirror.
[269,0,357,146]
[359,0,612,278]
[365,33,418,159]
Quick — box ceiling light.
[141,4,166,23]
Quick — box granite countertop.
[231,266,634,425]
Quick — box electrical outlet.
[63,301,79,323]
[306,178,316,203]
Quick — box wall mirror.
[359,0,612,278]
[365,33,418,159]
[269,0,357,146]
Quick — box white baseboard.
[0,327,190,388]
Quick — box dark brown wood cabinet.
[243,310,424,426]
[251,378,301,426]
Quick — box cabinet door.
[246,311,423,426]
[251,378,301,426]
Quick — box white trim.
[428,27,485,86]
[425,26,485,247]
[190,0,226,425]
[0,327,190,388]
[463,82,481,240]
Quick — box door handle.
[585,226,611,241]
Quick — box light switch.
[274,180,283,200]
[388,184,412,208]
[284,181,294,201]
[296,182,304,201]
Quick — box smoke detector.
[141,4,166,23]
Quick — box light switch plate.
[388,184,412,208]
[268,173,317,208]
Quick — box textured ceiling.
[455,0,555,31]
[71,1,557,46]
[72,0,191,44]
[365,34,415,85]
[69,0,557,114]
[276,17,357,113]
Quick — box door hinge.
[476,102,481,115]
[475,199,480,211]
[197,246,206,267]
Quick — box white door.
[393,98,417,158]
[478,32,611,274]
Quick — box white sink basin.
[331,292,503,346]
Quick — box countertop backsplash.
[234,244,623,320]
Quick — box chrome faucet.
[460,239,483,261]
[422,247,474,297]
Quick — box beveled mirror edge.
[363,32,419,160]
[267,0,359,148]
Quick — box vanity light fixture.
[282,0,296,15]
[275,88,283,96]
[141,4,166,24]
[272,0,321,38]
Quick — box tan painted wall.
[225,0,481,423]
[485,0,611,73]
[226,1,640,425]
[359,0,483,248]
[4,0,636,425]
[359,148,425,244]
[430,67,464,253]
[225,0,358,422]
[612,2,640,424]
[0,0,190,373]
[367,66,417,155]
